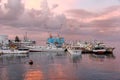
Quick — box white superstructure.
[0,35,9,46]
[67,45,82,56]
[26,44,65,52]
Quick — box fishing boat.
[92,47,106,53]
[26,44,65,52]
[92,42,114,54]
[26,33,65,52]
[67,45,82,56]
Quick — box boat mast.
[26,32,27,41]
[24,32,28,41]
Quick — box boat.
[92,42,106,53]
[92,47,106,53]
[26,44,65,52]
[67,45,82,56]
[25,33,65,52]
[92,42,114,54]
[47,33,65,48]
[106,47,115,53]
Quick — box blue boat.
[47,34,65,48]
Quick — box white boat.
[93,48,106,53]
[93,47,115,53]
[26,44,65,52]
[67,45,82,56]
[1,49,29,54]
[92,44,106,53]
[92,41,115,54]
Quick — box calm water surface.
[0,46,120,80]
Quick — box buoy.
[29,60,33,65]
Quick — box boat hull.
[93,48,114,54]
[1,50,29,54]
[93,49,106,53]
[29,48,65,52]
[67,49,82,56]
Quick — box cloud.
[0,0,120,42]
[0,0,24,20]
[65,5,120,23]
[51,4,58,9]
[63,6,120,41]
[0,0,67,32]
[6,0,24,16]
[48,0,78,13]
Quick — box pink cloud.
[24,0,78,14]
[0,0,120,43]
[85,9,120,23]
[65,6,120,23]
[48,0,78,13]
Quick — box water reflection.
[0,54,29,65]
[70,55,82,63]
[0,67,9,80]
[24,52,78,80]
[48,64,68,80]
[89,53,115,62]
[0,54,29,80]
[0,51,119,80]
[24,69,44,80]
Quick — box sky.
[0,0,120,44]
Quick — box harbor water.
[0,43,120,80]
